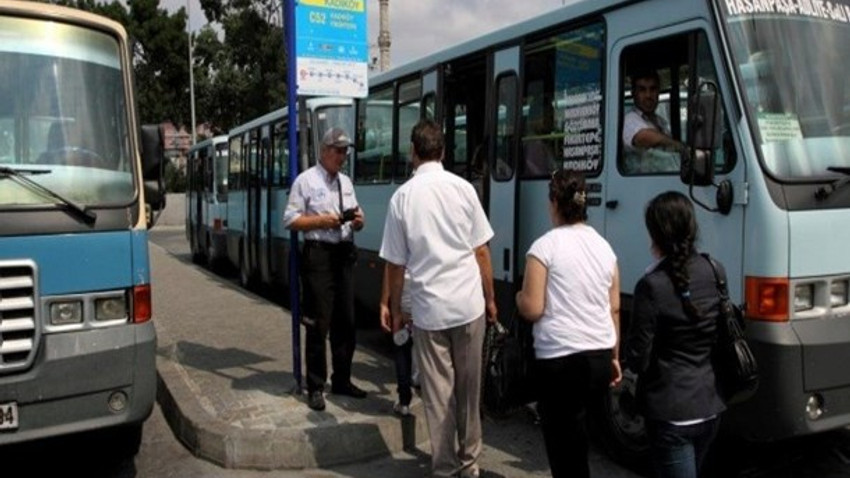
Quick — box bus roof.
[227,97,353,137]
[367,0,635,86]
[0,0,128,41]
[188,135,228,153]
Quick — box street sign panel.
[296,0,368,98]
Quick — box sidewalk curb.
[156,342,428,470]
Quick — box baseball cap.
[322,127,352,148]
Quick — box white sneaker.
[393,402,411,417]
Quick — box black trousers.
[535,349,613,478]
[394,337,413,406]
[301,240,357,393]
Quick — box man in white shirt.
[622,69,687,173]
[284,127,366,412]
[379,119,497,478]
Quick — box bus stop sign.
[295,0,368,98]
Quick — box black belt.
[304,240,353,250]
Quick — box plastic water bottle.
[393,323,411,346]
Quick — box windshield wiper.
[814,166,850,201]
[0,166,97,224]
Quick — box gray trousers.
[413,315,485,477]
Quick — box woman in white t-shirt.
[515,169,622,478]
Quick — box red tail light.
[133,284,152,323]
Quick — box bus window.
[214,141,229,198]
[620,31,736,176]
[423,93,436,120]
[493,74,518,182]
[272,120,288,187]
[522,22,605,179]
[395,77,421,181]
[229,135,243,191]
[355,87,393,183]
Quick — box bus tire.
[588,371,650,473]
[205,234,220,273]
[190,232,205,265]
[102,423,143,459]
[239,246,256,290]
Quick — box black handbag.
[703,254,759,404]
[482,312,534,416]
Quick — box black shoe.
[308,390,326,411]
[331,382,367,399]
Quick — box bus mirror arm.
[682,80,733,215]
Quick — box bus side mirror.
[141,124,166,217]
[682,81,722,187]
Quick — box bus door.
[604,24,745,298]
[242,130,261,288]
[266,119,287,288]
[487,46,521,313]
[189,149,204,262]
[259,124,274,285]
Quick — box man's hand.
[379,303,392,333]
[610,359,623,387]
[351,207,365,231]
[324,213,342,229]
[485,299,498,324]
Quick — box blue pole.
[285,0,302,394]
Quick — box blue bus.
[224,97,354,291]
[347,0,850,464]
[0,1,164,456]
[186,135,229,270]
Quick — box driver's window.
[619,31,737,176]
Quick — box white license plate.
[0,402,18,430]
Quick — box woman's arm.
[609,264,623,386]
[515,255,548,322]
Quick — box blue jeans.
[647,418,720,478]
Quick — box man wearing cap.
[284,127,366,412]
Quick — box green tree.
[195,0,287,129]
[45,0,289,133]
[52,0,192,127]
[164,160,187,192]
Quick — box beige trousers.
[413,315,485,477]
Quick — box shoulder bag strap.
[701,252,730,301]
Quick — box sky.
[166,0,563,68]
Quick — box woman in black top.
[624,191,726,478]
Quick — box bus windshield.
[719,1,850,180]
[0,16,133,208]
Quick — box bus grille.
[0,261,37,373]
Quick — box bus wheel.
[589,370,650,472]
[205,235,219,273]
[101,423,143,460]
[239,247,255,290]
[190,232,205,265]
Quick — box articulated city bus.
[224,97,354,292]
[186,135,229,270]
[347,0,850,464]
[0,1,164,456]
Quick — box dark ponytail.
[645,191,699,319]
[549,169,588,224]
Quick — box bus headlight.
[831,280,849,308]
[794,284,814,312]
[95,296,128,322]
[49,300,83,325]
[806,394,824,420]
